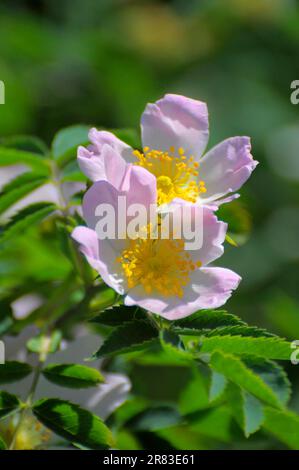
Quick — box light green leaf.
[205,325,274,338]
[209,371,227,402]
[42,364,104,388]
[0,147,49,173]
[200,335,291,360]
[32,398,114,449]
[0,434,7,450]
[27,330,62,356]
[210,351,282,408]
[127,406,181,431]
[0,361,32,384]
[0,391,22,420]
[159,330,193,362]
[52,125,90,166]
[94,319,158,358]
[263,407,299,450]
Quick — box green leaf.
[226,383,264,437]
[90,305,145,326]
[0,177,48,216]
[0,147,49,173]
[0,391,21,419]
[200,335,291,360]
[127,406,181,431]
[263,408,299,450]
[94,319,158,358]
[1,203,56,241]
[0,361,32,384]
[27,330,62,356]
[32,398,114,449]
[159,330,192,361]
[42,364,104,388]
[0,135,49,155]
[52,125,90,166]
[209,371,227,402]
[210,351,282,408]
[205,325,275,338]
[173,310,245,335]
[245,359,291,406]
[0,434,7,450]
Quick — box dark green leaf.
[127,406,181,431]
[94,319,158,358]
[33,398,114,449]
[173,310,245,335]
[42,363,104,388]
[0,391,21,419]
[0,178,48,216]
[0,361,32,384]
[159,330,192,361]
[0,135,49,155]
[1,203,56,241]
[90,305,145,326]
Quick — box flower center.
[133,146,207,205]
[117,234,201,298]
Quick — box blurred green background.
[1,0,299,449]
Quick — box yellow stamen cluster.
[118,234,201,298]
[133,146,207,205]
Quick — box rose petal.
[141,94,209,159]
[125,267,241,320]
[199,137,258,203]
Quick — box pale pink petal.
[141,94,209,159]
[199,137,258,203]
[165,200,227,265]
[77,128,134,183]
[72,226,127,294]
[82,167,156,232]
[124,267,241,320]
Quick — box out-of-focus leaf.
[90,305,145,326]
[0,361,32,384]
[42,363,104,388]
[200,335,291,360]
[127,406,181,431]
[209,371,227,402]
[1,203,56,241]
[52,125,90,166]
[0,147,49,173]
[263,408,299,450]
[27,330,62,356]
[0,391,21,419]
[0,135,49,155]
[226,383,264,437]
[186,406,233,443]
[0,434,7,450]
[210,351,282,408]
[32,398,114,449]
[93,320,158,358]
[0,177,49,216]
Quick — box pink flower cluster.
[72,94,257,319]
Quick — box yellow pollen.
[118,232,202,298]
[133,147,207,205]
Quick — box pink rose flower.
[78,94,257,207]
[72,171,241,320]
